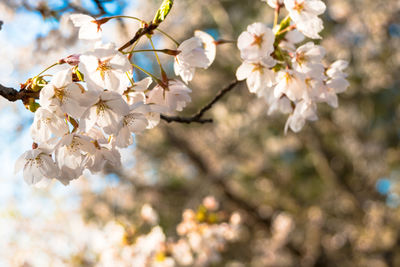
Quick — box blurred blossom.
[141,203,159,225]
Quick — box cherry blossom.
[174,32,215,84]
[114,102,149,148]
[79,42,131,94]
[15,147,59,185]
[147,80,192,112]
[123,77,153,105]
[236,57,276,97]
[284,0,326,39]
[292,42,326,79]
[285,100,318,133]
[12,0,350,184]
[321,60,349,107]
[263,0,284,9]
[30,106,69,143]
[279,29,305,52]
[194,30,217,66]
[70,14,103,40]
[141,204,159,225]
[39,68,87,119]
[80,90,130,135]
[274,69,307,101]
[237,22,275,60]
[55,133,96,185]
[86,144,121,173]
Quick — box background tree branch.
[161,80,242,124]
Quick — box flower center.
[305,77,313,88]
[252,63,264,73]
[54,87,65,102]
[67,137,83,153]
[97,59,112,81]
[293,0,305,12]
[296,52,306,65]
[284,72,293,84]
[96,100,109,116]
[251,34,264,48]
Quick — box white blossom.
[30,106,69,143]
[80,90,130,135]
[39,68,88,119]
[172,240,194,266]
[285,100,318,133]
[15,148,59,185]
[131,226,167,267]
[174,32,215,84]
[124,77,152,105]
[237,22,275,61]
[292,42,326,79]
[321,60,349,107]
[279,29,305,52]
[263,0,283,9]
[70,14,102,40]
[55,134,96,185]
[265,93,293,115]
[115,102,149,148]
[145,104,169,129]
[147,80,192,112]
[141,204,159,225]
[274,69,307,101]
[86,144,121,173]
[79,42,131,94]
[194,30,217,66]
[284,0,326,39]
[236,57,276,97]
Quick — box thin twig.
[161,80,242,124]
[93,0,107,16]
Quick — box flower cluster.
[14,0,349,185]
[237,0,349,133]
[15,13,216,186]
[96,196,242,267]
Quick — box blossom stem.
[127,39,140,61]
[36,63,59,77]
[214,39,236,45]
[276,24,296,35]
[148,37,168,82]
[155,28,179,47]
[131,63,162,84]
[126,72,136,87]
[105,15,145,23]
[66,115,79,133]
[123,49,179,55]
[273,5,280,28]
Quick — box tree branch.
[93,0,107,16]
[161,80,242,124]
[0,84,39,102]
[118,22,159,51]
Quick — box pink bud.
[58,54,81,66]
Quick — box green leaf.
[152,0,174,25]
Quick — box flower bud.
[25,98,40,113]
[58,54,80,66]
[30,76,47,92]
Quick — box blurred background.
[1,0,400,266]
